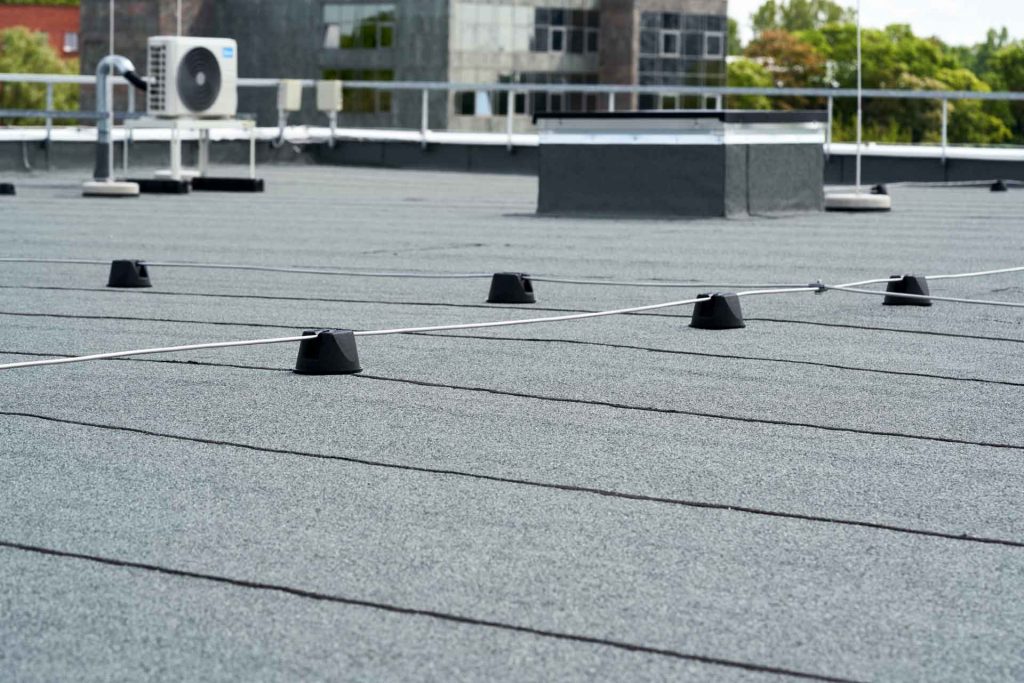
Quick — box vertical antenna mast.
[856,0,863,193]
[107,0,115,180]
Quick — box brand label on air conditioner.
[222,46,234,59]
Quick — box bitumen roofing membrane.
[1,165,1023,681]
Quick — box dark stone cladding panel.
[537,144,727,217]
[746,144,825,214]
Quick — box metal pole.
[826,96,833,156]
[607,91,615,112]
[420,88,428,149]
[941,97,948,164]
[123,84,134,174]
[855,0,862,192]
[44,83,53,142]
[108,0,115,178]
[177,0,182,36]
[506,90,515,152]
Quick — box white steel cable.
[353,296,711,337]
[0,334,314,371]
[0,257,490,279]
[737,286,823,297]
[143,261,493,279]
[831,277,903,288]
[0,297,712,370]
[3,263,1023,371]
[0,258,109,266]
[826,286,1024,308]
[529,276,811,289]
[926,266,1024,282]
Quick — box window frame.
[704,31,725,59]
[660,30,680,57]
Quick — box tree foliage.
[731,1,1024,144]
[0,27,79,123]
[726,59,773,110]
[752,0,853,34]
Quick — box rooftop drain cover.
[0,183,14,196]
[883,275,931,307]
[294,329,362,375]
[690,293,746,330]
[824,191,892,212]
[488,273,536,304]
[107,260,152,288]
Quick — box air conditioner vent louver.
[148,43,167,112]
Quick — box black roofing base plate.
[191,177,265,193]
[0,182,14,196]
[691,293,746,330]
[488,273,536,304]
[125,178,191,194]
[294,329,362,375]
[883,275,932,306]
[107,260,152,288]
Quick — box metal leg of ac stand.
[198,129,210,178]
[249,126,256,180]
[170,125,182,181]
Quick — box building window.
[660,31,679,56]
[704,32,724,58]
[532,7,598,54]
[455,3,534,53]
[322,69,393,112]
[323,4,396,50]
[638,11,727,98]
[63,32,79,54]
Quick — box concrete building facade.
[80,0,727,129]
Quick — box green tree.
[986,42,1024,140]
[752,0,852,34]
[937,67,1013,144]
[0,26,79,123]
[744,29,827,109]
[953,28,1011,74]
[726,59,773,109]
[727,17,743,56]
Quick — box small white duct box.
[317,80,344,112]
[277,79,303,112]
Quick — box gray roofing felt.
[1,166,1024,682]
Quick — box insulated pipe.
[93,54,140,181]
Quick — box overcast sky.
[729,0,1024,47]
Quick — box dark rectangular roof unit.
[536,111,827,217]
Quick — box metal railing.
[2,72,1024,158]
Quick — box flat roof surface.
[1,166,1023,682]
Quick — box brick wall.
[0,5,80,58]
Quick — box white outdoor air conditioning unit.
[147,36,238,118]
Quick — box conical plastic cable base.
[294,329,362,375]
[107,260,152,288]
[487,273,535,304]
[883,275,931,307]
[690,293,745,330]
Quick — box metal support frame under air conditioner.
[124,117,258,181]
